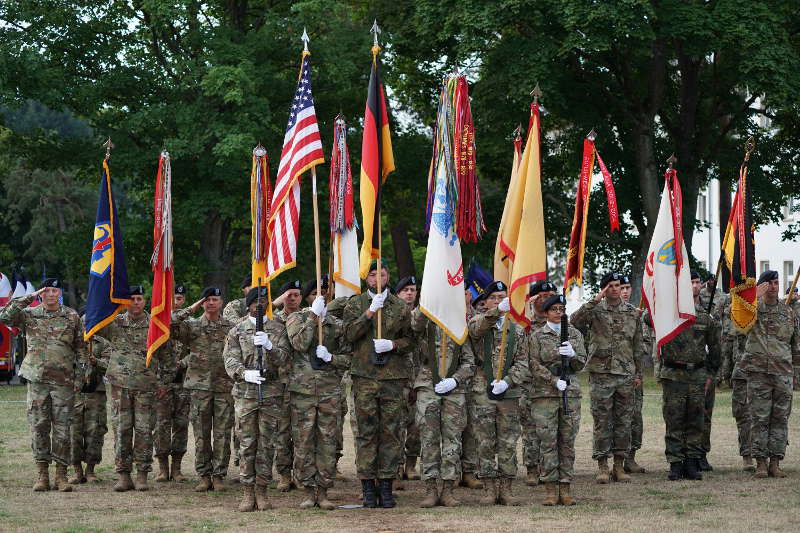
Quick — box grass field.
[1,374,799,532]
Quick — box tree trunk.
[390,222,415,279]
[200,209,233,298]
[630,119,661,305]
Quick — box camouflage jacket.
[698,287,722,316]
[570,298,644,378]
[526,323,587,399]
[720,297,748,381]
[657,302,721,384]
[0,294,85,387]
[171,308,235,393]
[410,309,475,393]
[222,297,247,324]
[740,300,800,376]
[97,312,176,391]
[343,291,413,380]
[223,316,290,399]
[285,309,350,395]
[468,307,529,399]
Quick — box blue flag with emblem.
[84,159,131,340]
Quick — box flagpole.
[311,166,324,344]
[371,19,383,340]
[787,266,800,305]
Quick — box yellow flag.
[494,133,523,285]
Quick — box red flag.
[146,152,173,366]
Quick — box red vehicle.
[0,323,15,384]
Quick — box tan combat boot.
[254,484,272,511]
[595,457,610,484]
[525,465,539,486]
[395,470,405,491]
[53,464,73,492]
[439,480,461,507]
[742,456,755,472]
[276,473,293,492]
[542,482,558,506]
[497,478,521,506]
[768,457,787,478]
[134,471,149,491]
[405,457,420,480]
[155,457,170,482]
[299,486,316,509]
[611,455,631,483]
[238,485,256,512]
[559,482,576,506]
[462,472,484,489]
[755,458,769,478]
[624,450,646,474]
[170,454,187,482]
[335,457,348,481]
[419,479,439,508]
[85,463,99,483]
[114,472,134,492]
[317,487,336,510]
[194,476,213,492]
[478,478,497,506]
[68,463,85,484]
[33,462,50,492]
[212,475,226,491]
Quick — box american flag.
[267,51,325,279]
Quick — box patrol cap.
[241,277,252,290]
[757,270,779,284]
[600,272,621,289]
[245,286,269,307]
[619,275,631,285]
[200,286,221,299]
[42,278,61,289]
[530,280,556,296]
[302,277,329,300]
[175,284,187,295]
[129,285,144,295]
[541,294,566,313]
[395,275,418,294]
[279,280,301,296]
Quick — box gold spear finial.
[370,19,381,47]
[103,137,114,161]
[667,153,677,169]
[587,128,597,142]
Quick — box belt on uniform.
[663,361,704,370]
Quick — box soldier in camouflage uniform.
[285,290,349,510]
[153,284,191,483]
[0,279,86,492]
[458,288,482,490]
[571,272,645,484]
[343,261,413,508]
[619,274,647,474]
[468,281,529,506]
[326,295,354,480]
[223,285,291,512]
[222,277,252,471]
[411,308,475,507]
[787,287,800,390]
[171,287,235,491]
[526,295,586,505]
[741,271,800,478]
[698,275,722,312]
[96,285,175,492]
[395,276,422,486]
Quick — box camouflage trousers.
[235,384,283,486]
[337,372,357,459]
[154,387,190,459]
[521,394,540,468]
[661,379,705,463]
[702,383,715,453]
[110,385,154,473]
[70,390,107,465]
[27,382,74,466]
[403,385,421,459]
[352,377,407,480]
[416,389,467,481]
[589,373,634,459]
[747,372,793,460]
[471,392,520,479]
[630,386,643,451]
[731,378,751,456]
[532,396,581,483]
[189,389,234,478]
[290,390,340,489]
[275,382,294,477]
[794,365,799,391]
[461,391,479,474]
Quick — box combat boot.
[134,470,149,491]
[378,478,396,508]
[624,450,646,474]
[395,471,405,491]
[335,457,348,480]
[611,455,631,483]
[768,457,787,478]
[461,472,483,489]
[478,478,497,506]
[698,453,713,472]
[276,473,293,492]
[212,475,226,491]
[170,454,187,482]
[542,482,558,506]
[155,457,170,482]
[683,459,702,480]
[85,463,99,483]
[114,472,134,492]
[419,479,439,508]
[404,457,420,480]
[53,464,73,492]
[497,478,521,506]
[595,457,610,484]
[525,465,539,486]
[194,475,213,492]
[667,462,683,481]
[755,458,769,478]
[254,484,272,510]
[317,487,336,511]
[237,485,255,512]
[440,480,460,507]
[33,462,50,492]
[742,456,755,472]
[559,482,575,506]
[299,486,316,509]
[68,463,85,484]
[361,479,378,508]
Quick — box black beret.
[395,275,418,294]
[200,286,221,298]
[483,280,507,297]
[530,280,556,296]
[279,280,301,295]
[600,272,621,289]
[619,275,631,285]
[690,270,701,280]
[42,278,61,289]
[757,270,779,285]
[705,274,716,283]
[174,284,186,295]
[302,278,329,300]
[129,285,144,295]
[541,294,566,313]
[245,286,269,308]
[241,277,252,290]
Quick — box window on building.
[783,198,799,221]
[760,261,770,274]
[785,261,795,293]
[697,194,707,223]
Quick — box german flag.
[358,43,395,279]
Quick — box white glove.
[556,379,568,391]
[373,338,394,353]
[243,370,265,384]
[491,379,509,395]
[434,378,458,394]
[369,290,388,312]
[311,296,327,319]
[316,345,332,363]
[559,341,576,358]
[253,331,272,350]
[498,297,511,313]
